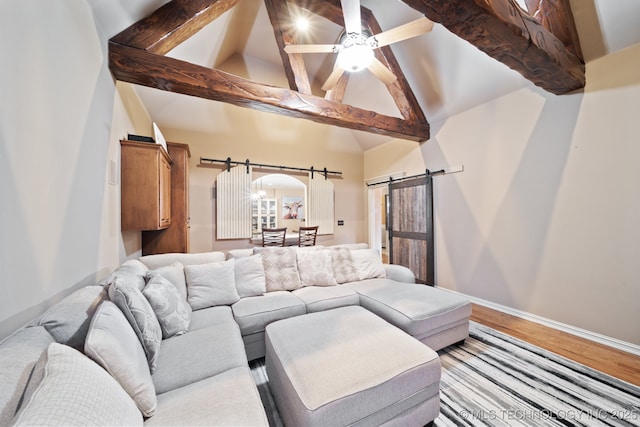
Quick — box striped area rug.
[250,321,640,426]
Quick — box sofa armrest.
[383,264,415,283]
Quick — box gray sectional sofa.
[0,244,471,426]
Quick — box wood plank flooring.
[471,303,640,387]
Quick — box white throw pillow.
[297,249,338,287]
[146,262,187,301]
[143,274,192,338]
[234,255,266,297]
[13,343,143,426]
[184,259,240,310]
[254,247,302,292]
[350,248,387,280]
[107,276,162,373]
[331,247,360,284]
[84,301,157,417]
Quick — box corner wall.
[365,43,640,346]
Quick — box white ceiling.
[132,0,640,151]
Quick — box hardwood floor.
[471,303,640,387]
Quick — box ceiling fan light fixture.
[337,45,374,72]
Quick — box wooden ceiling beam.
[400,0,585,94]
[109,42,430,142]
[264,0,312,94]
[110,0,240,55]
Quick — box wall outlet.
[337,220,344,226]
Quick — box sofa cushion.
[184,259,240,310]
[31,285,108,351]
[146,261,187,301]
[139,251,225,270]
[234,254,266,298]
[84,300,157,417]
[296,249,338,287]
[142,274,192,339]
[226,248,254,259]
[152,318,247,394]
[351,248,386,280]
[188,305,235,331]
[98,259,148,290]
[146,367,268,427]
[107,276,162,373]
[12,343,143,426]
[255,247,301,292]
[292,286,359,313]
[231,291,306,336]
[330,247,360,284]
[0,327,54,426]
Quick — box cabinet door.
[121,140,172,231]
[159,154,171,228]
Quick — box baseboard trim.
[446,290,640,357]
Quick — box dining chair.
[298,226,319,247]
[262,227,287,247]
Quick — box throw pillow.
[254,247,302,292]
[297,249,338,287]
[184,259,240,310]
[350,248,387,280]
[84,301,157,417]
[142,274,192,338]
[330,247,360,284]
[13,343,143,426]
[234,255,266,298]
[98,259,148,290]
[146,261,187,301]
[107,276,162,373]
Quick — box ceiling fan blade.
[321,64,346,91]
[369,17,434,48]
[341,0,362,34]
[284,44,340,54]
[367,57,397,86]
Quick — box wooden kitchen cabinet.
[120,140,172,231]
[142,142,191,254]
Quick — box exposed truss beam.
[109,43,430,141]
[400,0,585,94]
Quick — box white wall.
[365,43,640,346]
[0,1,157,339]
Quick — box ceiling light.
[337,45,373,72]
[295,17,310,31]
[336,31,375,73]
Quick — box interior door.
[388,172,434,285]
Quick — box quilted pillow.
[234,255,266,298]
[297,249,338,287]
[254,247,301,292]
[142,274,192,338]
[84,301,157,417]
[107,276,162,373]
[146,262,187,301]
[330,247,360,284]
[350,248,387,280]
[184,259,240,310]
[13,343,143,426]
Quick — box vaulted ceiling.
[109,0,585,146]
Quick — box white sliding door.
[216,166,252,239]
[307,172,334,235]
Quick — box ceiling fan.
[284,0,434,91]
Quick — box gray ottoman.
[265,306,440,427]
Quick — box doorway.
[367,185,389,263]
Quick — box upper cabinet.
[121,140,172,230]
[142,142,191,254]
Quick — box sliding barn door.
[388,173,434,285]
[216,165,252,239]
